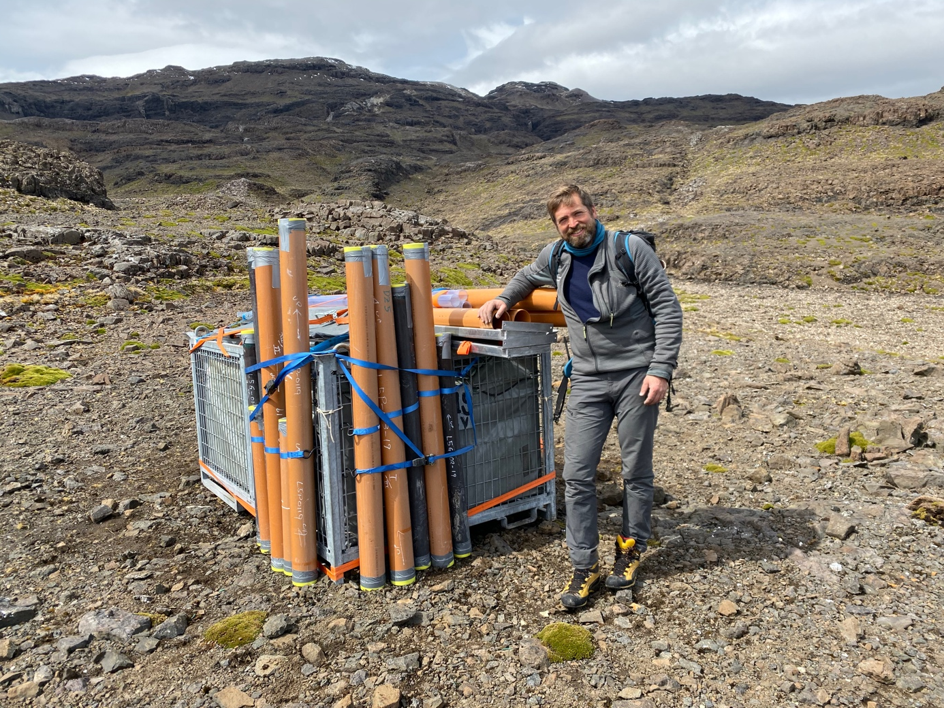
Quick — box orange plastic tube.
[432,308,531,328]
[250,247,286,574]
[344,246,386,590]
[527,311,567,327]
[248,406,269,554]
[462,288,560,311]
[403,242,454,569]
[278,419,293,576]
[370,245,416,586]
[278,218,319,586]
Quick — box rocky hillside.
[0,58,790,199]
[0,140,113,208]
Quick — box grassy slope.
[385,92,944,292]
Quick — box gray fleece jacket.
[497,229,683,380]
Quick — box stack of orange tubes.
[344,246,387,591]
[434,288,566,328]
[249,247,287,575]
[277,219,319,587]
[403,242,454,570]
[370,245,416,587]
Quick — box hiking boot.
[560,562,601,609]
[606,536,642,590]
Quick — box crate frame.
[187,332,255,513]
[310,340,557,573]
[186,325,558,580]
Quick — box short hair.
[547,185,595,223]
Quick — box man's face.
[553,197,598,248]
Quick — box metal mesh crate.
[311,339,557,574]
[455,351,556,529]
[311,352,360,569]
[188,332,255,512]
[187,324,557,576]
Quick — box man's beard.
[563,222,594,248]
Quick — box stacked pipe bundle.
[344,246,387,590]
[247,228,322,587]
[403,243,455,570]
[369,246,416,586]
[245,234,476,588]
[391,284,432,571]
[247,247,287,575]
[278,219,319,587]
[433,288,566,328]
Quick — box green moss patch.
[674,289,711,304]
[146,285,188,302]
[306,273,346,292]
[849,431,871,449]
[204,611,266,649]
[210,276,250,291]
[433,267,476,288]
[1,364,70,388]
[138,612,168,628]
[815,430,871,454]
[816,437,837,454]
[909,497,944,526]
[535,622,595,663]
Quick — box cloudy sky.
[2,0,942,105]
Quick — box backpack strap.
[613,230,655,319]
[546,239,566,284]
[552,357,573,423]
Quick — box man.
[478,185,682,609]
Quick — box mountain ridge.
[0,56,792,199]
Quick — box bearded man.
[478,185,682,608]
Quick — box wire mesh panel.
[453,351,556,527]
[310,344,557,575]
[188,334,255,511]
[312,353,359,568]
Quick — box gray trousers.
[563,367,658,568]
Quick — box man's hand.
[639,375,668,406]
[477,299,508,326]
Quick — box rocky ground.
[1,191,942,708]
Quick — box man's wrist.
[646,368,672,381]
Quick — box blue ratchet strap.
[350,399,417,435]
[281,449,314,459]
[335,354,479,475]
[334,355,426,465]
[250,436,266,444]
[246,333,351,420]
[264,446,280,455]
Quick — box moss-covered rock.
[204,611,266,649]
[0,364,70,387]
[908,496,944,526]
[534,622,595,663]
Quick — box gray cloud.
[1,0,942,104]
